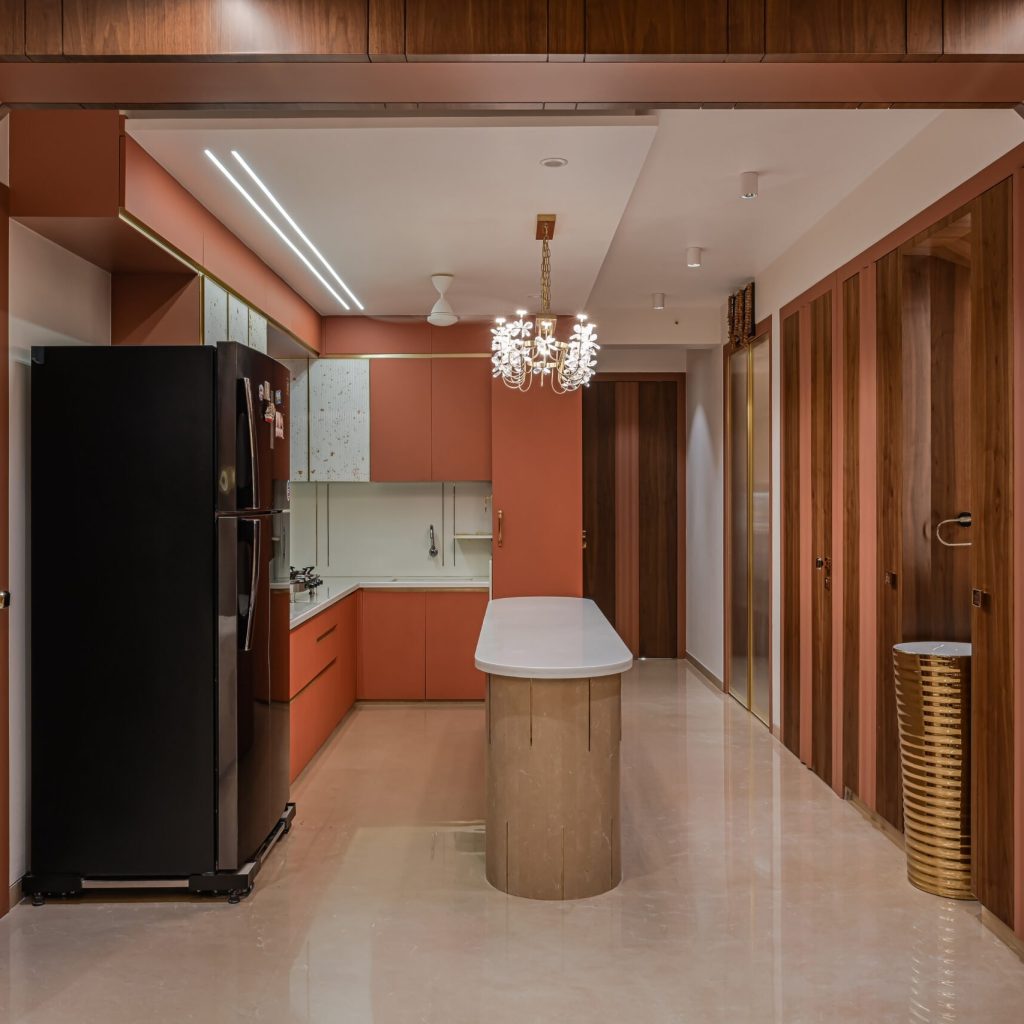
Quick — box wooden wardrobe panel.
[876,249,904,832]
[585,0,728,56]
[549,0,585,57]
[728,0,766,55]
[0,0,24,56]
[944,0,1024,57]
[26,0,62,56]
[781,312,802,756]
[368,0,405,59]
[406,0,548,56]
[970,178,1015,927]
[841,274,860,795]
[810,292,833,785]
[906,0,942,56]
[765,0,906,57]
[62,0,368,56]
[638,382,678,658]
[582,383,617,629]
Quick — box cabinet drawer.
[290,602,343,698]
[289,657,343,782]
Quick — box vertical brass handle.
[582,528,587,550]
[497,509,504,547]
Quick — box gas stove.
[289,566,323,600]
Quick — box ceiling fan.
[427,273,459,327]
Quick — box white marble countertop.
[475,597,633,679]
[289,576,490,629]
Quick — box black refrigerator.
[26,342,294,901]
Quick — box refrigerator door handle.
[242,517,260,653]
[241,376,260,509]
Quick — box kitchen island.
[476,597,633,900]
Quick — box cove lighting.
[230,151,363,311]
[204,149,352,311]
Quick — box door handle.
[582,528,588,550]
[497,509,504,547]
[0,591,10,609]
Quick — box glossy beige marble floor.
[2,660,1023,1023]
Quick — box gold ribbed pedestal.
[485,674,621,900]
[892,644,972,899]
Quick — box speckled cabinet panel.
[281,359,310,482]
[228,293,249,345]
[203,277,228,346]
[248,308,268,353]
[308,358,370,482]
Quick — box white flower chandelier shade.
[490,218,600,393]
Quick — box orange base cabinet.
[288,594,357,782]
[425,591,489,699]
[358,590,426,699]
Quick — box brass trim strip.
[117,209,320,356]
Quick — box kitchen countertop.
[475,597,633,679]
[288,576,490,629]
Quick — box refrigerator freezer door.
[217,342,290,514]
[217,513,289,870]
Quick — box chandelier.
[491,214,599,393]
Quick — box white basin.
[894,641,971,658]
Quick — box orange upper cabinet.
[431,359,492,482]
[370,359,432,481]
[491,379,583,598]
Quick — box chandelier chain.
[540,236,552,315]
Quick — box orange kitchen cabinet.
[370,359,432,481]
[336,592,358,718]
[289,601,342,699]
[430,358,491,481]
[358,590,426,699]
[491,378,583,597]
[425,591,489,699]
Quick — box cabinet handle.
[582,528,588,550]
[316,624,337,644]
[497,509,504,547]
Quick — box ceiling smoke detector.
[427,274,459,327]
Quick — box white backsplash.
[289,481,492,578]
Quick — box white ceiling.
[128,116,657,319]
[129,109,939,345]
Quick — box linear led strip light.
[204,149,363,312]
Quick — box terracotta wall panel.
[111,273,201,346]
[325,317,430,355]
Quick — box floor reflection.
[0,662,1022,1023]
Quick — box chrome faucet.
[429,524,438,558]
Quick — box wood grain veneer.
[842,273,861,795]
[781,312,801,756]
[944,0,1024,57]
[639,381,678,658]
[585,0,727,57]
[970,179,1015,928]
[876,248,904,831]
[810,291,834,784]
[406,0,548,57]
[765,0,907,57]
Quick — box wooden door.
[810,292,834,784]
[582,383,616,625]
[0,185,9,915]
[970,179,1014,927]
[780,312,802,757]
[875,248,904,831]
[491,380,583,599]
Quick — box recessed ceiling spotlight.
[686,247,703,269]
[740,171,759,200]
[540,156,569,168]
[652,292,666,310]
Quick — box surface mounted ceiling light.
[740,171,759,200]
[686,247,703,268]
[427,274,459,327]
[540,156,569,168]
[204,149,352,311]
[652,292,666,310]
[491,214,599,394]
[231,150,363,310]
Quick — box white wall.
[9,223,111,884]
[599,345,687,373]
[684,345,724,681]
[759,109,1024,728]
